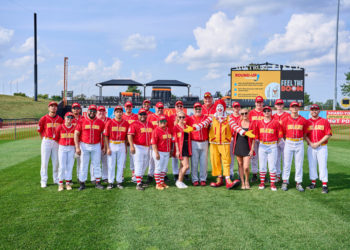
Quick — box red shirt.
[128,120,153,146]
[55,124,76,146]
[173,124,192,159]
[147,113,170,128]
[282,115,308,139]
[249,109,264,123]
[99,117,111,148]
[272,112,290,125]
[189,114,209,141]
[202,104,216,117]
[122,113,138,125]
[255,119,282,142]
[103,119,129,141]
[151,126,172,152]
[72,115,83,126]
[37,114,63,139]
[307,117,332,144]
[75,117,105,144]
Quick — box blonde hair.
[175,111,186,125]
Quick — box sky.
[1,0,350,102]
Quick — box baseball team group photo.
[1,0,350,249]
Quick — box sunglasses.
[139,113,147,116]
[263,110,271,113]
[177,106,183,108]
[89,110,97,113]
[158,107,164,110]
[66,116,74,119]
[195,108,202,110]
[240,112,248,115]
[72,107,80,110]
[178,116,186,119]
[159,120,167,123]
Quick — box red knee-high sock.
[161,172,166,184]
[136,176,142,184]
[154,173,161,184]
[259,172,266,184]
[270,173,276,183]
[322,182,327,187]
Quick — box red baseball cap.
[72,102,81,108]
[175,100,183,106]
[310,104,320,110]
[143,100,150,104]
[204,92,212,98]
[158,115,167,121]
[48,101,58,107]
[65,112,74,117]
[125,101,133,107]
[98,106,106,111]
[263,106,272,111]
[232,102,241,107]
[275,99,284,105]
[114,105,123,111]
[193,102,202,108]
[138,108,147,114]
[156,102,164,108]
[255,96,264,103]
[88,104,97,110]
[290,101,299,107]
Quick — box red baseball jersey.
[189,114,209,141]
[255,119,282,142]
[128,120,153,146]
[272,112,290,125]
[151,126,172,152]
[307,117,332,144]
[37,114,63,139]
[249,109,264,123]
[202,104,216,117]
[75,117,105,144]
[147,113,170,128]
[282,115,308,139]
[72,115,83,126]
[99,117,111,148]
[103,119,129,141]
[146,110,154,116]
[122,113,138,125]
[55,124,76,146]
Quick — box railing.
[0,118,39,140]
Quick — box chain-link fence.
[0,118,39,140]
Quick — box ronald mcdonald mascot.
[185,99,255,189]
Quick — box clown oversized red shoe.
[226,178,239,189]
[210,176,223,187]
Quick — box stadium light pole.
[333,0,340,110]
[34,13,38,101]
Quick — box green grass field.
[0,138,349,249]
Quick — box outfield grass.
[0,138,349,249]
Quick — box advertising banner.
[326,111,350,124]
[280,70,304,104]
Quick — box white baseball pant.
[282,140,304,183]
[90,150,108,181]
[307,145,328,182]
[58,145,75,182]
[147,147,155,177]
[40,137,59,185]
[124,146,135,171]
[191,141,208,182]
[153,151,170,175]
[258,143,277,175]
[230,139,235,177]
[79,142,101,182]
[107,142,126,184]
[276,139,285,177]
[134,144,150,177]
[75,156,81,180]
[251,140,259,174]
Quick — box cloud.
[204,70,221,80]
[130,70,152,82]
[123,33,156,51]
[4,55,45,68]
[12,36,34,53]
[0,26,14,45]
[165,11,255,70]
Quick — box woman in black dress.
[233,108,255,189]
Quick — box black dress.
[234,128,250,157]
[182,132,190,157]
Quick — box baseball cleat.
[116,183,124,190]
[79,182,86,191]
[193,181,199,186]
[136,183,145,191]
[107,183,114,190]
[156,184,164,190]
[41,182,47,188]
[66,184,72,191]
[141,181,149,188]
[58,184,64,192]
[322,186,329,194]
[281,183,288,191]
[306,183,316,190]
[270,183,277,191]
[258,183,265,190]
[251,174,258,182]
[95,182,105,190]
[296,184,304,192]
[200,181,207,186]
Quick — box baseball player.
[55,112,75,191]
[122,101,138,183]
[281,101,308,192]
[254,106,282,191]
[305,104,332,194]
[249,96,264,182]
[168,100,191,181]
[272,99,290,182]
[127,108,154,191]
[142,99,153,115]
[229,102,242,181]
[104,106,129,190]
[151,115,172,190]
[95,105,111,183]
[188,102,209,186]
[71,102,83,182]
[74,104,105,190]
[37,101,63,188]
[201,92,216,117]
